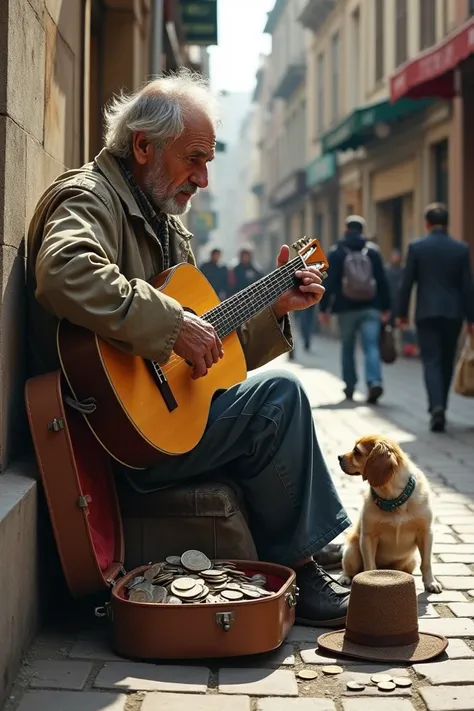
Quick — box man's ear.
[363,441,398,488]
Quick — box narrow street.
[5,337,474,711]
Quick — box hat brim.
[317,630,448,663]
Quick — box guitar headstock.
[291,237,329,275]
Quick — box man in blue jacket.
[319,215,391,403]
[398,203,474,432]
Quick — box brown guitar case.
[25,370,297,659]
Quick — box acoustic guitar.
[57,237,328,470]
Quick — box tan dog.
[337,435,441,594]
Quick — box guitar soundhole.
[146,360,178,413]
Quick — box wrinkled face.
[143,110,215,215]
[338,436,403,488]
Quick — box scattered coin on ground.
[392,677,412,688]
[371,673,393,684]
[297,669,318,680]
[322,665,343,675]
[378,681,396,692]
[347,681,366,691]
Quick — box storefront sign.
[193,210,217,231]
[306,153,336,188]
[390,16,474,102]
[271,171,306,207]
[180,0,218,46]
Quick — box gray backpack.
[341,247,376,301]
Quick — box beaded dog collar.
[370,475,416,512]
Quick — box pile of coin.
[125,549,273,605]
[346,673,412,693]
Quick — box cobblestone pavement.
[4,337,474,711]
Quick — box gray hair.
[103,68,220,158]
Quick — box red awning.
[390,17,474,102]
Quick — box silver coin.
[200,569,226,579]
[171,577,199,592]
[145,563,162,581]
[378,681,396,692]
[241,587,263,599]
[392,678,412,688]
[347,681,365,691]
[152,585,167,603]
[221,589,244,600]
[174,584,203,599]
[129,589,152,603]
[166,556,182,566]
[127,576,146,589]
[297,669,318,680]
[166,596,183,605]
[181,550,212,572]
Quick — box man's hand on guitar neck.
[272,244,326,320]
[173,311,224,379]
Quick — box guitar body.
[57,263,247,470]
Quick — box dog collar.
[371,475,416,512]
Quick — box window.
[432,139,449,206]
[331,33,340,122]
[313,211,324,242]
[375,0,384,83]
[420,0,436,50]
[317,52,325,134]
[469,0,474,16]
[350,8,361,109]
[395,0,408,67]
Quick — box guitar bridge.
[146,361,178,413]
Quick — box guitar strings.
[149,253,313,376]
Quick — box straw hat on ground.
[318,570,448,663]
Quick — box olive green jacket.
[26,149,292,376]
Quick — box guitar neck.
[203,254,306,338]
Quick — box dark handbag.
[380,323,397,364]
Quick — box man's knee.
[249,369,307,407]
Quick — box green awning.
[321,98,434,153]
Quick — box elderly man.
[26,70,350,628]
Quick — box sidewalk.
[4,337,474,711]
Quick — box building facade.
[0,0,216,703]
[250,0,469,268]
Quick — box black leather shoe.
[295,561,350,628]
[430,407,446,432]
[367,382,383,404]
[313,543,343,570]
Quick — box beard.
[143,160,198,216]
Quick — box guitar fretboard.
[203,254,307,338]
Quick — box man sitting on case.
[26,70,351,628]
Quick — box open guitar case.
[25,370,297,659]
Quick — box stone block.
[338,665,411,697]
[45,0,83,56]
[17,691,127,711]
[419,685,474,711]
[299,646,357,665]
[342,701,415,711]
[448,602,474,617]
[259,644,295,667]
[258,701,336,711]
[0,244,28,468]
[414,658,474,684]
[443,638,474,658]
[419,617,474,637]
[142,694,251,711]
[417,590,467,603]
[218,668,298,697]
[459,534,474,543]
[286,626,325,643]
[69,635,123,662]
[434,544,474,555]
[25,136,64,229]
[27,660,93,690]
[438,576,474,590]
[94,663,209,693]
[0,116,27,249]
[2,0,45,141]
[43,12,79,166]
[0,469,39,707]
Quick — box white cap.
[345,214,366,229]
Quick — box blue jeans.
[338,308,382,392]
[124,370,350,566]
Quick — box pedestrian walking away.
[398,202,474,432]
[319,214,391,404]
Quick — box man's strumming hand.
[173,311,223,379]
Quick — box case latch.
[94,602,113,621]
[47,418,65,432]
[215,612,234,632]
[285,585,299,608]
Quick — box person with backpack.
[319,215,391,403]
